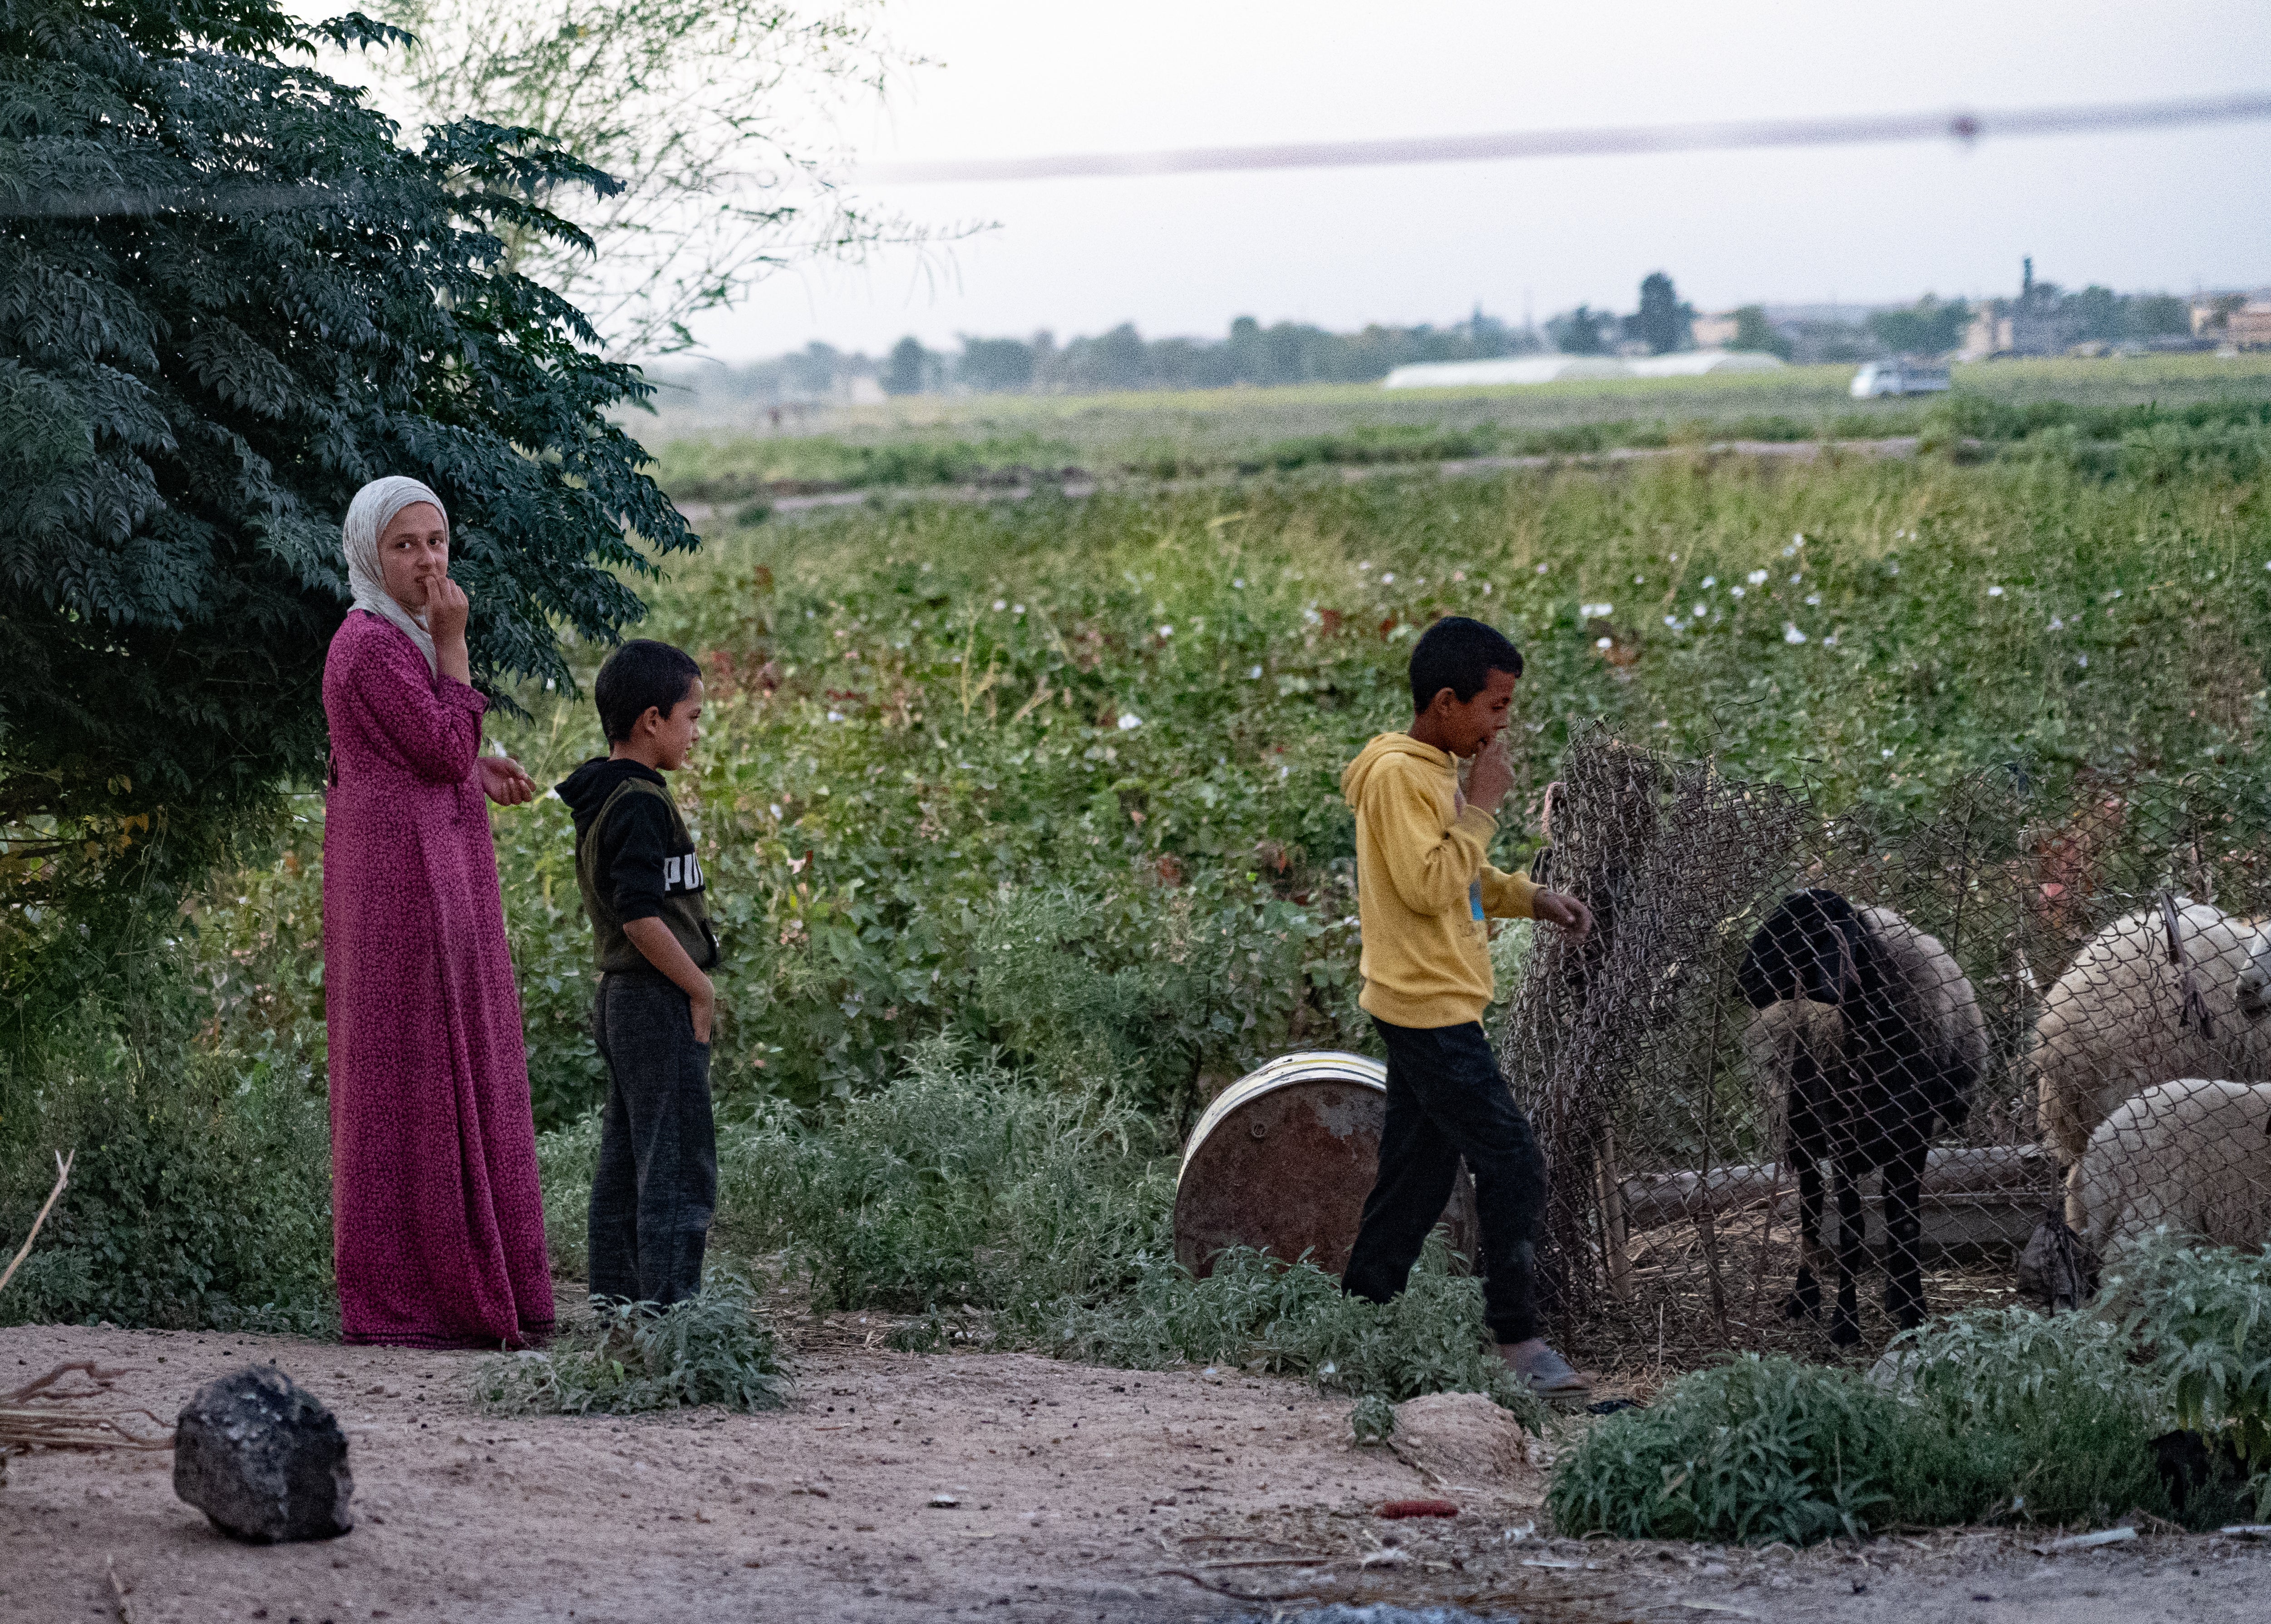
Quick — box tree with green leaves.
[0,0,693,908]
[1547,305,1611,356]
[1626,271,1693,355]
[355,0,926,358]
[1867,295,1971,356]
[1729,305,1793,360]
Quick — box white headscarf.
[341,477,448,674]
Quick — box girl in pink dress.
[322,477,552,1347]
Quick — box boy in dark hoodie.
[1339,616,1595,1397]
[556,640,719,1309]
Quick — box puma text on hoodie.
[1340,733,1537,1028]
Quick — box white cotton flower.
[1248,665,1264,679]
[1535,562,1549,574]
[1731,586,1746,599]
[1805,593,1822,607]
[2048,616,2064,631]
[1117,713,1143,730]
[1693,603,1708,618]
[1580,601,1615,619]
[1882,748,1896,759]
[1158,624,1174,637]
[1988,586,2004,598]
[1357,561,1372,571]
[1595,636,1613,650]
[1747,570,1768,586]
[1783,623,1807,645]
[2077,655,2089,669]
[826,710,846,723]
[1380,572,1396,585]
[1700,576,1716,589]
[1013,604,1025,615]
[1664,615,1680,629]
[1232,578,1246,588]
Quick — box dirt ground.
[5,1294,2270,1624]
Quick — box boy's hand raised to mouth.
[1466,734,1516,813]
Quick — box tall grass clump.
[1550,1307,2180,1544]
[473,1269,791,1417]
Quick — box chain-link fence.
[1500,725,2271,1365]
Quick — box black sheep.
[1738,888,1987,1344]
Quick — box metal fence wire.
[1498,724,2271,1363]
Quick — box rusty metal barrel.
[1172,1050,1480,1280]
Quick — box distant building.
[1690,313,1740,348]
[2228,303,2271,350]
[2192,293,2271,347]
[1381,350,1783,389]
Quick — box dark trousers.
[588,970,716,1308]
[1343,1018,1547,1345]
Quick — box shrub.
[2105,1235,2271,1506]
[1045,1240,1544,1431]
[1888,1306,2168,1527]
[472,1269,791,1417]
[1551,1309,2183,1545]
[0,986,332,1333]
[2,0,689,908]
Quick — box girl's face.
[376,503,449,612]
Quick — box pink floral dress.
[321,610,552,1347]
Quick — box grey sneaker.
[1505,1342,1592,1398]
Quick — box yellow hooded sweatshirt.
[1341,733,1538,1029]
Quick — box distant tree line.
[679,271,2208,403]
[876,307,1544,396]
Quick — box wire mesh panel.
[1499,727,2271,1364]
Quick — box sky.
[685,0,2271,361]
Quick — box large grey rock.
[173,1366,354,1542]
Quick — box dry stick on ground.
[0,1152,177,1473]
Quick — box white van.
[1851,360,1952,399]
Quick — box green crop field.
[191,406,2271,1129]
[650,353,2271,499]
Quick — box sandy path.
[0,1314,1451,1624]
[6,1311,2270,1624]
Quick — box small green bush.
[1551,1308,2180,1545]
[2106,1236,2271,1504]
[0,956,333,1333]
[1350,1391,1397,1443]
[1045,1239,1543,1431]
[472,1270,792,1417]
[1548,1354,1966,1545]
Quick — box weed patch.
[472,1270,791,1417]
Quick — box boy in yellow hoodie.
[1340,616,1594,1396]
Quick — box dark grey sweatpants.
[588,969,716,1308]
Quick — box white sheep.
[2031,899,2271,1224]
[2074,1078,2271,1258]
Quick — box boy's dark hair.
[595,639,702,742]
[1408,616,1524,710]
